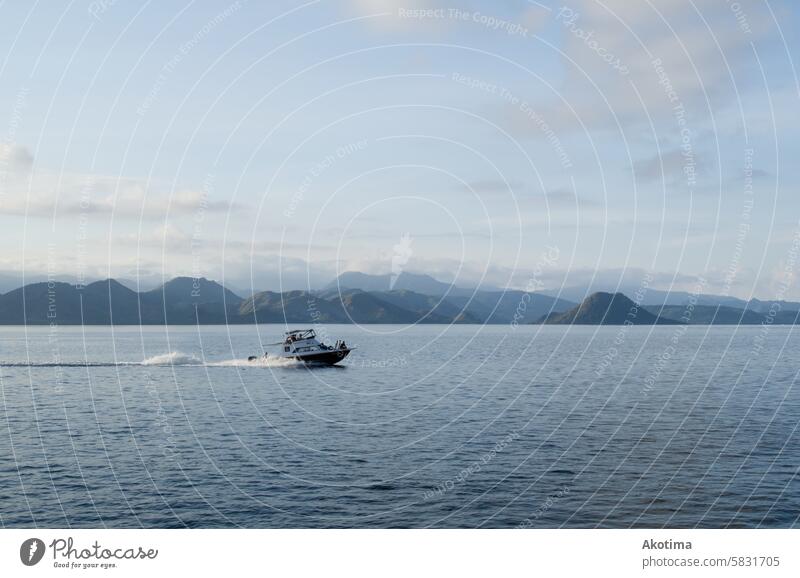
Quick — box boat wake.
[207,356,301,368]
[2,351,303,368]
[141,352,202,366]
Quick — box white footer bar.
[1,529,796,577]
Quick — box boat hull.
[290,348,352,365]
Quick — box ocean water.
[0,323,798,528]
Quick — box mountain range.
[0,275,571,325]
[0,271,797,325]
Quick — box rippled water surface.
[1,324,798,528]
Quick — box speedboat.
[249,329,354,365]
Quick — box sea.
[0,324,798,528]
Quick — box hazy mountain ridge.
[1,273,798,325]
[645,304,800,325]
[0,277,242,325]
[239,287,568,325]
[326,271,491,297]
[537,291,800,325]
[0,276,572,325]
[540,285,800,312]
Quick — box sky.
[0,0,798,298]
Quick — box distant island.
[0,272,797,325]
[538,292,677,325]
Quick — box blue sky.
[0,0,798,298]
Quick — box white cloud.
[0,170,240,219]
[631,148,707,184]
[0,143,33,173]
[511,0,776,135]
[348,0,420,24]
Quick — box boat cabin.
[280,329,348,355]
[283,329,321,353]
